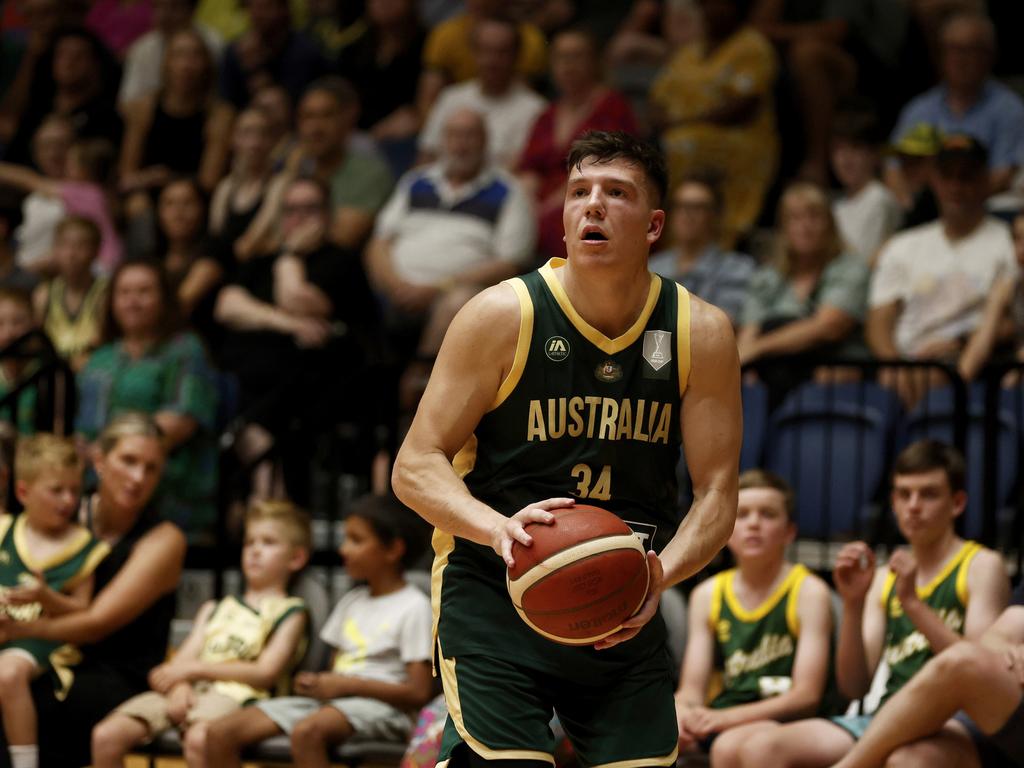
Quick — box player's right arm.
[833,542,887,700]
[392,284,574,567]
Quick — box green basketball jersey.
[0,513,109,665]
[434,259,691,676]
[708,564,806,709]
[878,540,980,706]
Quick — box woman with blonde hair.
[737,182,870,396]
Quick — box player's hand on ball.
[593,550,663,650]
[493,498,575,568]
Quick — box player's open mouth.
[582,229,608,241]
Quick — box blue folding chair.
[740,380,769,471]
[766,382,901,540]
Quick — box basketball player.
[392,130,742,768]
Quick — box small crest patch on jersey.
[545,336,570,361]
[595,359,623,382]
[643,330,672,371]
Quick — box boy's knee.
[885,741,942,768]
[91,719,129,759]
[930,641,992,686]
[291,715,328,748]
[736,730,777,767]
[0,657,31,688]
[709,731,741,766]
[205,715,239,749]
[184,721,209,753]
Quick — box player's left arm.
[707,575,833,732]
[4,571,95,617]
[596,299,740,650]
[962,548,1011,640]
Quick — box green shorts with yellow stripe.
[436,644,679,768]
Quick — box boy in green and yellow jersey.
[674,469,835,765]
[0,434,109,768]
[721,439,1010,768]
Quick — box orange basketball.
[505,504,649,645]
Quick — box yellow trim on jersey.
[879,540,979,607]
[539,259,661,355]
[724,563,805,623]
[452,435,478,479]
[0,514,13,543]
[491,278,534,411]
[13,514,94,573]
[955,541,982,605]
[437,643,556,765]
[62,539,110,591]
[785,565,809,636]
[675,284,692,396]
[430,529,456,677]
[708,572,724,630]
[591,747,680,768]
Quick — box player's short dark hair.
[346,494,429,570]
[738,468,795,521]
[892,439,966,494]
[567,131,668,206]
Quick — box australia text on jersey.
[526,396,674,444]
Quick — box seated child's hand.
[149,662,193,693]
[5,572,47,606]
[166,682,195,725]
[294,671,342,700]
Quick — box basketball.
[505,504,650,645]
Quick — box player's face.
[18,467,81,534]
[95,435,165,513]
[242,519,304,588]
[563,158,664,265]
[728,487,794,562]
[339,515,398,581]
[891,469,965,544]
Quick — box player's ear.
[646,209,666,245]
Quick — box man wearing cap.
[889,123,942,229]
[886,12,1024,200]
[867,134,1017,405]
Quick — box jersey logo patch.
[643,330,672,381]
[595,359,623,382]
[545,336,570,361]
[623,519,658,550]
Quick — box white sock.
[8,744,38,768]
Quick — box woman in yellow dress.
[650,0,779,246]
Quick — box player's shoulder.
[967,544,1007,581]
[451,280,525,337]
[797,570,833,608]
[689,574,717,606]
[687,293,734,345]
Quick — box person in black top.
[214,176,381,503]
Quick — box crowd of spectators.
[0,0,1020,538]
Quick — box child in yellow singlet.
[0,288,39,435]
[90,500,311,768]
[0,435,109,768]
[32,216,108,371]
[674,469,834,765]
[722,440,1011,768]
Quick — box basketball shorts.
[829,714,873,741]
[955,697,1024,768]
[0,637,61,668]
[116,683,240,741]
[436,642,679,768]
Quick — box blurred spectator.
[889,122,942,229]
[419,0,463,27]
[120,29,234,255]
[0,212,38,294]
[1,133,122,275]
[85,0,154,59]
[869,135,1017,403]
[215,177,380,503]
[649,173,754,325]
[606,0,702,76]
[738,182,869,372]
[887,12,1024,200]
[650,0,778,247]
[286,77,394,249]
[830,110,902,263]
[77,258,219,537]
[250,83,296,171]
[0,0,65,147]
[419,17,546,169]
[0,288,40,435]
[119,0,225,106]
[153,178,225,330]
[338,0,426,145]
[518,27,638,261]
[33,216,108,369]
[209,108,289,266]
[417,0,547,118]
[367,108,534,402]
[4,26,122,169]
[219,0,328,110]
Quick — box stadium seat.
[900,384,1021,541]
[740,380,769,471]
[765,382,901,540]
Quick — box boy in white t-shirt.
[203,495,434,767]
[830,110,902,264]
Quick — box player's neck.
[365,571,406,597]
[735,558,789,598]
[22,513,75,544]
[244,582,289,605]
[909,529,962,577]
[560,258,652,339]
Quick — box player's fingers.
[519,509,556,526]
[501,537,515,569]
[531,497,576,511]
